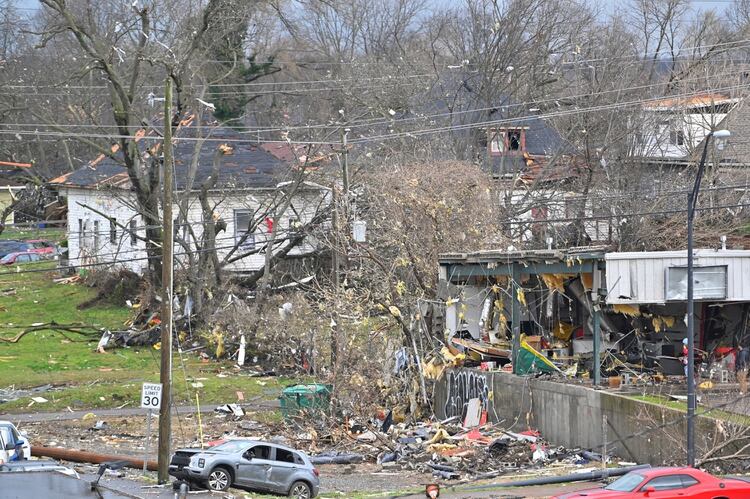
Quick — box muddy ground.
[19,408,435,495]
[14,407,611,497]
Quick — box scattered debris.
[90,421,108,431]
[215,404,245,417]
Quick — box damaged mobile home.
[438,246,750,383]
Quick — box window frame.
[488,128,526,155]
[110,218,117,245]
[129,220,137,246]
[245,444,272,461]
[489,130,505,154]
[274,447,296,463]
[507,129,523,151]
[666,265,727,301]
[234,209,256,251]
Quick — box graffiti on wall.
[443,370,489,420]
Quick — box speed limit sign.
[141,382,163,410]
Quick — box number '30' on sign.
[141,382,163,410]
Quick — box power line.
[344,83,750,144]
[0,83,747,146]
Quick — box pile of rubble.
[311,415,611,482]
[206,403,612,483]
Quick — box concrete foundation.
[434,369,721,465]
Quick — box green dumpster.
[279,384,332,419]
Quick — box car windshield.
[605,473,645,492]
[0,254,14,264]
[211,441,252,453]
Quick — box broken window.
[666,265,727,301]
[246,445,271,460]
[288,216,301,235]
[110,219,117,244]
[507,130,522,151]
[129,220,137,246]
[234,209,256,250]
[275,448,295,463]
[489,130,505,153]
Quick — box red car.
[24,240,57,255]
[553,467,750,499]
[0,252,44,265]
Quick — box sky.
[9,0,736,23]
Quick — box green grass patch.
[627,394,750,425]
[0,263,303,413]
[0,227,66,243]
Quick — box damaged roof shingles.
[50,123,287,191]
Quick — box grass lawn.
[0,261,296,413]
[627,394,750,425]
[0,226,66,242]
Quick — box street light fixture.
[686,129,730,467]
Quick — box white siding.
[638,110,729,159]
[606,250,750,304]
[65,188,147,273]
[61,187,328,274]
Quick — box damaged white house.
[49,123,330,275]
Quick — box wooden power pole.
[157,77,174,483]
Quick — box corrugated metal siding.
[606,250,750,304]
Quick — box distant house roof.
[259,142,337,167]
[644,93,737,112]
[0,160,33,187]
[485,115,578,179]
[50,116,298,191]
[417,69,576,155]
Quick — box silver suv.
[169,439,320,498]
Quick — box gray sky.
[10,0,736,26]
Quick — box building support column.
[593,303,601,385]
[511,264,521,374]
[592,265,603,385]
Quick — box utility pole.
[157,77,174,483]
[330,182,339,369]
[330,128,350,373]
[341,128,350,207]
[686,129,730,467]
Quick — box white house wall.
[63,187,326,274]
[605,249,750,304]
[66,187,149,273]
[638,110,728,159]
[502,189,610,244]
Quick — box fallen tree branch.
[0,322,103,343]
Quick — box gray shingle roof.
[50,121,289,190]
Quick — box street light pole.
[686,129,730,467]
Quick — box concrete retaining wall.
[434,369,718,465]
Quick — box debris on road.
[215,403,245,418]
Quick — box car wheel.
[206,466,232,492]
[288,480,312,499]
